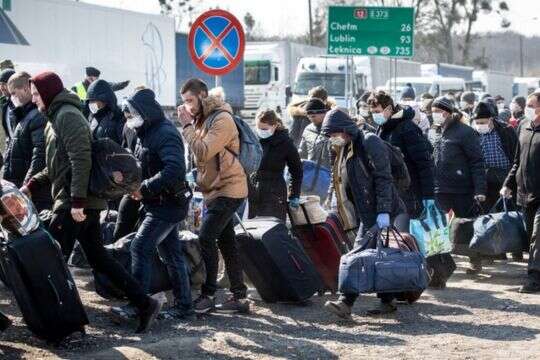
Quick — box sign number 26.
[401,24,412,32]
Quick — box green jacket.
[30,90,106,211]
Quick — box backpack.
[384,141,411,192]
[206,110,262,176]
[88,138,142,200]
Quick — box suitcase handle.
[47,275,62,306]
[289,252,304,273]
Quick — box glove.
[376,213,390,229]
[422,198,435,209]
[289,197,300,209]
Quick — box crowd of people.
[0,60,539,335]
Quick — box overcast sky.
[81,0,540,37]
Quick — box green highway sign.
[327,6,414,57]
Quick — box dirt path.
[1,257,539,359]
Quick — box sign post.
[327,6,414,57]
[188,9,245,87]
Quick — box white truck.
[241,41,325,124]
[471,71,514,104]
[384,77,466,100]
[514,77,540,95]
[0,0,176,106]
[355,57,422,90]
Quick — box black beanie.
[86,66,101,77]
[0,69,15,83]
[472,101,496,119]
[432,96,455,113]
[305,98,327,114]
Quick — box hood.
[86,79,118,110]
[126,88,165,125]
[287,100,307,117]
[382,105,415,130]
[201,95,233,119]
[48,89,82,118]
[321,108,359,138]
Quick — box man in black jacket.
[86,79,125,144]
[4,72,51,211]
[369,91,435,220]
[501,92,540,293]
[0,69,16,153]
[432,96,487,274]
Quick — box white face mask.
[127,115,144,129]
[432,112,446,126]
[497,103,505,111]
[330,136,347,147]
[89,102,100,114]
[474,123,491,134]
[359,108,370,118]
[372,112,387,126]
[256,128,274,139]
[525,107,537,121]
[460,101,468,110]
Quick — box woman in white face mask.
[248,109,303,222]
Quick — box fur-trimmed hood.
[202,94,233,119]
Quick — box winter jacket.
[492,119,518,166]
[182,95,248,202]
[28,89,106,211]
[432,117,487,195]
[288,100,310,147]
[299,123,333,170]
[0,96,16,150]
[377,105,434,199]
[504,119,540,206]
[128,89,190,223]
[2,102,51,206]
[322,109,405,230]
[249,129,302,221]
[87,79,125,145]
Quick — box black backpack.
[89,138,142,200]
[383,141,411,192]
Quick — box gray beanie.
[432,96,455,113]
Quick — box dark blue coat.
[127,89,190,223]
[87,79,125,145]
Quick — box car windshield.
[294,73,345,96]
[245,60,271,85]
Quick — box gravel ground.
[1,256,539,359]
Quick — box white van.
[384,76,466,99]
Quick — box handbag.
[338,227,429,295]
[409,202,452,257]
[469,197,528,255]
[287,196,328,225]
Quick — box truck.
[292,56,421,111]
[514,77,540,95]
[241,41,325,124]
[421,63,475,81]
[384,76,466,100]
[176,33,244,112]
[470,71,514,104]
[0,0,176,106]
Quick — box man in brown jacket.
[178,78,249,314]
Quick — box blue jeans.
[131,215,192,310]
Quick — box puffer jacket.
[182,95,248,202]
[288,100,310,148]
[432,116,487,195]
[128,89,190,222]
[299,123,333,170]
[377,105,435,200]
[28,89,106,211]
[3,102,51,206]
[87,79,125,145]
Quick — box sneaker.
[215,296,250,314]
[367,302,397,316]
[136,297,163,333]
[324,300,352,319]
[519,280,540,294]
[110,303,139,324]
[158,305,196,321]
[194,295,215,314]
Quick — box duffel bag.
[338,227,429,295]
[469,198,528,256]
[449,215,477,256]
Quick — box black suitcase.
[235,217,322,303]
[426,253,457,288]
[0,228,88,343]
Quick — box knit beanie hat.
[305,98,328,114]
[0,69,15,83]
[472,101,496,119]
[30,71,64,110]
[86,66,101,77]
[432,96,455,113]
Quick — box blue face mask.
[257,128,274,139]
[373,112,387,126]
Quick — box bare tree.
[244,12,256,40]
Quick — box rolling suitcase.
[0,228,88,343]
[288,205,351,293]
[235,216,322,303]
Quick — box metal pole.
[519,35,524,77]
[308,0,313,46]
[215,75,222,88]
[394,58,398,100]
[345,56,349,111]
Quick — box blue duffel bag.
[469,197,528,256]
[338,227,429,295]
[299,160,331,202]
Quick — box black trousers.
[49,209,149,309]
[114,195,141,241]
[524,202,540,281]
